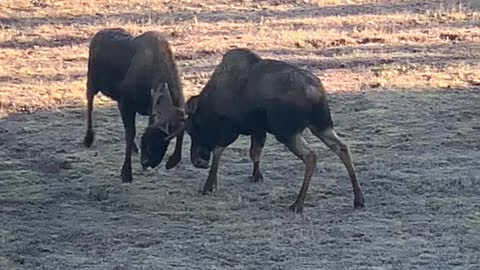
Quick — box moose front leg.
[249,131,266,182]
[119,102,136,183]
[202,146,225,194]
[83,87,96,147]
[165,130,184,170]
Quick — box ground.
[0,0,479,269]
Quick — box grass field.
[1,0,479,269]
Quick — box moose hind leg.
[279,133,317,214]
[311,127,365,208]
[84,88,95,147]
[249,132,266,182]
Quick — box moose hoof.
[121,174,132,183]
[202,189,215,196]
[201,185,216,195]
[289,202,304,214]
[248,174,263,183]
[354,195,365,209]
[165,155,181,170]
[83,131,95,148]
[121,167,133,183]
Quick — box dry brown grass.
[0,0,479,116]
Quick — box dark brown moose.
[166,48,364,213]
[83,28,185,183]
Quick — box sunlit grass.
[0,0,479,114]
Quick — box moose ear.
[186,95,200,116]
[151,82,174,110]
[150,86,162,107]
[161,107,186,142]
[162,82,169,92]
[151,84,159,95]
[151,82,169,97]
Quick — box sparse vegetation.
[1,0,479,114]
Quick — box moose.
[162,48,365,213]
[83,28,185,183]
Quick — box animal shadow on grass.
[0,87,479,270]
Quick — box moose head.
[140,82,186,169]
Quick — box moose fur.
[179,48,364,213]
[83,28,185,183]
